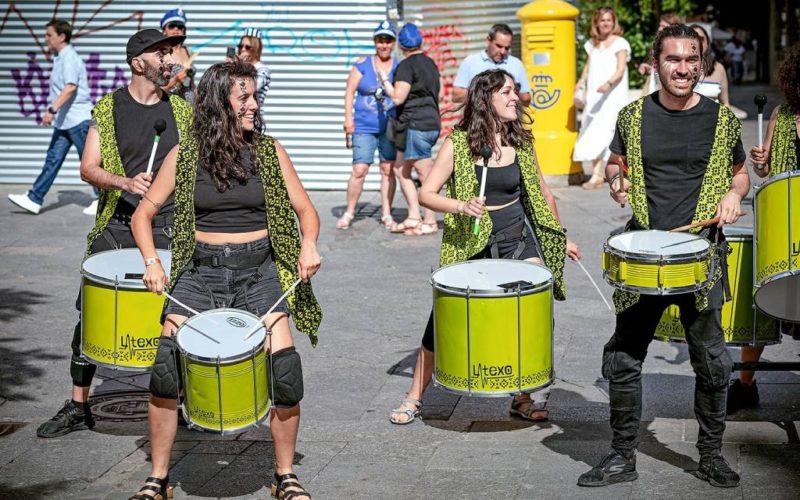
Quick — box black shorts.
[164,238,289,320]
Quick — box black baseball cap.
[126,29,185,63]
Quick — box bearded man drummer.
[577,24,749,488]
[35,29,192,438]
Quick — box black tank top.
[475,159,521,205]
[194,149,267,233]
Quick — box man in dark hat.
[36,29,193,438]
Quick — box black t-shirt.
[610,94,745,231]
[194,148,267,233]
[394,53,441,131]
[113,88,179,215]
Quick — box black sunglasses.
[166,23,185,30]
[238,43,253,51]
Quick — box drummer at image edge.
[389,68,580,426]
[577,24,749,488]
[35,29,192,439]
[130,60,321,500]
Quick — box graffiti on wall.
[1,1,141,122]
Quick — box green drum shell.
[180,336,270,434]
[754,171,800,322]
[654,233,780,346]
[431,262,554,397]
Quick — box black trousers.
[603,281,732,457]
[70,220,172,387]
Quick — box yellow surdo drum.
[430,260,554,396]
[654,226,780,345]
[754,170,800,322]
[81,248,171,370]
[603,230,711,295]
[177,309,269,434]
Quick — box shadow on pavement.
[0,479,81,499]
[39,189,94,214]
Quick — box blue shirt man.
[8,19,93,214]
[452,24,531,106]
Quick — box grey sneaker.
[36,400,95,438]
[577,449,638,487]
[694,454,740,488]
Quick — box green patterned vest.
[613,97,742,313]
[769,105,798,176]
[170,134,323,345]
[440,130,568,300]
[85,89,193,255]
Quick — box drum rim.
[81,248,172,289]
[605,230,710,263]
[430,259,553,297]
[603,276,712,296]
[177,308,266,363]
[753,272,800,322]
[754,168,800,194]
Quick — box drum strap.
[486,217,527,260]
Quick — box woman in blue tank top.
[339,21,399,229]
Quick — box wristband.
[47,106,56,114]
[144,257,161,267]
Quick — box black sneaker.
[577,449,638,487]
[726,379,759,413]
[694,454,740,488]
[36,400,95,438]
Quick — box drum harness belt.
[101,210,174,249]
[485,216,542,261]
[185,247,275,312]
[704,227,733,302]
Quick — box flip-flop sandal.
[336,212,354,230]
[390,218,421,233]
[509,398,549,422]
[404,222,438,236]
[380,214,395,229]
[389,397,422,425]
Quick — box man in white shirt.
[452,24,531,106]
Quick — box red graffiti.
[420,15,468,136]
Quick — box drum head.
[431,259,552,296]
[82,248,172,289]
[723,225,752,241]
[754,275,800,323]
[607,230,709,259]
[177,308,265,361]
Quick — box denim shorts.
[352,131,396,164]
[164,238,289,320]
[401,128,439,160]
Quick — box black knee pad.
[149,336,180,399]
[268,347,304,408]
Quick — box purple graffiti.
[10,52,49,124]
[10,51,129,123]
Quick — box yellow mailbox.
[517,0,580,183]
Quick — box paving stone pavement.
[0,84,798,499]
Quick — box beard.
[142,59,171,87]
[657,68,699,99]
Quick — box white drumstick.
[161,291,221,344]
[145,119,167,175]
[572,259,613,312]
[243,278,303,341]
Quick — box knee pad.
[268,347,304,408]
[149,336,181,400]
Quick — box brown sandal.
[270,472,311,499]
[509,398,549,422]
[129,476,173,500]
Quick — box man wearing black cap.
[36,29,193,438]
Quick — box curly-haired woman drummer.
[736,43,800,412]
[131,60,321,500]
[389,69,580,425]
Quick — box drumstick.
[669,212,747,233]
[572,259,613,312]
[243,278,303,341]
[161,291,221,344]
[472,146,493,235]
[754,94,768,169]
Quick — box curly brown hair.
[454,69,532,159]
[191,60,264,192]
[778,44,800,112]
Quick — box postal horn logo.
[226,317,247,328]
[531,73,560,110]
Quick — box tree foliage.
[576,0,696,88]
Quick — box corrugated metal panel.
[400,0,529,134]
[0,1,388,190]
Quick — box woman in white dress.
[691,24,730,105]
[573,7,630,189]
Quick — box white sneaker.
[8,193,41,214]
[82,199,98,216]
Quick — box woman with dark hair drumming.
[130,60,321,500]
[389,69,580,424]
[737,43,800,412]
